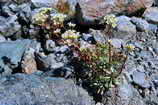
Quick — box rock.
[80,40,94,49]
[18,3,32,24]
[0,35,6,42]
[35,53,65,70]
[82,33,95,44]
[43,66,74,78]
[45,40,56,52]
[30,0,153,20]
[0,73,95,105]
[0,15,21,37]
[152,75,158,86]
[104,75,145,105]
[89,29,106,43]
[148,24,157,33]
[1,5,14,17]
[111,38,124,48]
[0,40,35,77]
[77,0,153,20]
[31,0,58,8]
[53,45,69,54]
[154,0,158,6]
[143,7,158,24]
[152,40,158,54]
[21,48,37,74]
[131,71,151,89]
[131,17,149,32]
[0,39,32,66]
[116,16,136,34]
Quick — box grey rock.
[152,40,158,54]
[45,40,56,52]
[111,38,124,48]
[152,75,158,86]
[143,7,158,24]
[89,29,106,43]
[154,0,158,6]
[35,53,65,70]
[0,40,37,77]
[148,24,157,33]
[8,4,19,12]
[0,39,32,66]
[18,3,32,23]
[132,71,151,88]
[0,73,95,105]
[0,15,21,37]
[53,45,69,54]
[80,40,93,49]
[116,16,136,34]
[131,17,149,32]
[1,5,14,17]
[82,33,95,43]
[31,0,57,8]
[0,35,6,42]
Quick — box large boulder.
[30,0,153,20]
[0,40,40,77]
[0,73,95,105]
[77,0,154,20]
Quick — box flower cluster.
[125,44,135,52]
[32,8,52,25]
[68,22,76,28]
[104,14,117,28]
[62,30,79,39]
[51,13,67,25]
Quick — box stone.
[148,24,157,33]
[31,0,58,8]
[131,71,151,88]
[0,15,21,37]
[0,73,95,105]
[35,53,65,70]
[143,7,158,24]
[89,29,106,43]
[1,5,14,17]
[0,40,37,77]
[53,45,69,54]
[18,3,32,24]
[45,40,56,52]
[111,38,124,48]
[131,17,149,32]
[116,16,136,34]
[152,75,158,86]
[77,0,153,20]
[152,40,158,54]
[21,48,37,74]
[0,35,6,42]
[82,33,95,44]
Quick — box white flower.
[62,30,79,39]
[53,29,61,34]
[68,22,76,28]
[51,13,67,25]
[104,14,117,28]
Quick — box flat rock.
[116,16,136,34]
[78,0,153,20]
[143,7,158,24]
[131,71,151,88]
[0,73,95,105]
[0,40,39,77]
[131,17,149,32]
